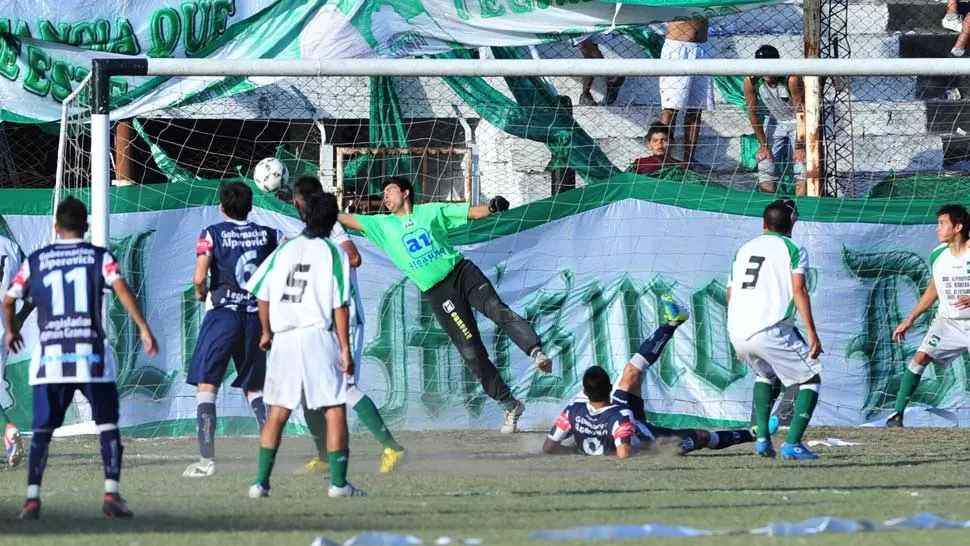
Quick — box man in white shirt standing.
[728,200,822,460]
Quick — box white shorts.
[731,323,822,387]
[659,39,715,111]
[264,327,346,411]
[917,317,970,365]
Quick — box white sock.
[952,48,965,57]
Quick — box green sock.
[328,449,349,488]
[353,395,404,452]
[785,386,820,445]
[0,406,10,429]
[895,369,923,414]
[254,446,278,489]
[304,407,328,459]
[753,380,778,441]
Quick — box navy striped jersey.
[547,400,637,456]
[197,220,280,312]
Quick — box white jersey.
[930,243,970,320]
[0,235,21,339]
[728,232,809,341]
[246,235,350,334]
[329,222,364,326]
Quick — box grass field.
[2,427,970,546]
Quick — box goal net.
[38,53,970,438]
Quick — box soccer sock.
[247,391,267,433]
[197,392,216,460]
[27,430,52,499]
[630,323,678,371]
[303,406,328,459]
[254,446,277,489]
[98,424,123,494]
[328,449,349,488]
[349,388,404,452]
[753,376,779,441]
[785,383,820,445]
[706,429,755,450]
[894,361,926,415]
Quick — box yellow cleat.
[379,447,406,474]
[295,456,328,475]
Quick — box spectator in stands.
[659,18,714,166]
[743,45,806,195]
[629,123,687,175]
[574,34,625,106]
[945,2,970,57]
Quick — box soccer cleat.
[534,350,553,374]
[379,447,407,474]
[754,439,776,458]
[182,459,216,478]
[499,400,526,434]
[102,494,134,518]
[779,442,819,460]
[943,13,963,33]
[248,484,270,498]
[660,293,689,325]
[19,499,40,520]
[886,412,904,428]
[4,423,24,467]
[296,456,328,475]
[329,482,366,497]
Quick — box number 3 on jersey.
[741,256,765,289]
[402,229,434,259]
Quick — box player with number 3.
[183,182,280,478]
[727,199,823,460]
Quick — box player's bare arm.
[2,294,23,353]
[893,279,939,341]
[615,443,633,459]
[789,76,807,162]
[193,254,210,302]
[957,294,970,310]
[467,196,510,220]
[791,272,822,359]
[14,300,34,330]
[541,437,570,454]
[257,299,272,351]
[334,304,354,377]
[338,213,363,233]
[112,278,159,356]
[743,76,770,161]
[339,240,362,268]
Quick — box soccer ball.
[253,157,288,192]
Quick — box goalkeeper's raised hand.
[488,195,510,214]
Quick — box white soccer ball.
[253,157,288,192]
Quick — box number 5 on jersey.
[282,264,311,303]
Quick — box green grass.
[2,427,970,546]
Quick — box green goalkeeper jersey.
[355,203,469,291]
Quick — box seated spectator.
[629,123,687,175]
[946,2,970,56]
[573,34,625,106]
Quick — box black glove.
[488,195,510,213]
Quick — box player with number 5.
[727,199,822,460]
[338,177,552,433]
[183,182,280,478]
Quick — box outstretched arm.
[338,214,363,232]
[467,196,510,221]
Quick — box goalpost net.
[47,56,970,438]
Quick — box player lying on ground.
[291,177,405,475]
[246,191,365,498]
[338,177,552,433]
[890,204,970,427]
[183,182,280,478]
[727,200,822,460]
[3,197,158,519]
[544,297,754,457]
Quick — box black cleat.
[19,499,40,520]
[886,412,904,428]
[102,494,134,518]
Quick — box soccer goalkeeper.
[338,177,551,433]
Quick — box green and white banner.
[1,184,966,436]
[1,0,777,123]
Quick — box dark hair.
[646,122,670,142]
[293,175,323,202]
[55,196,89,235]
[763,201,794,234]
[937,204,970,239]
[381,176,414,204]
[220,182,253,221]
[302,191,339,239]
[755,44,780,59]
[772,198,798,222]
[583,366,612,404]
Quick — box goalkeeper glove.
[488,195,510,213]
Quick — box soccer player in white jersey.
[728,200,823,460]
[890,204,970,427]
[245,191,365,499]
[0,233,26,466]
[291,177,406,475]
[3,197,158,519]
